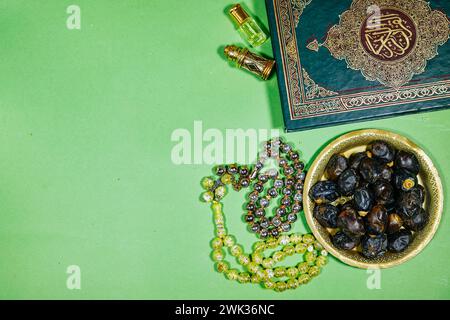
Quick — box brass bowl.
[303,129,444,269]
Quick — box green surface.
[0,0,449,299]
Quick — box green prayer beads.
[200,138,328,292]
[201,182,328,292]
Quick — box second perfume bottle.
[229,4,268,48]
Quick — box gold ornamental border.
[303,129,444,269]
[272,0,450,120]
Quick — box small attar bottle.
[229,4,268,48]
[224,45,275,80]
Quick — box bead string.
[200,139,328,292]
[208,200,328,292]
[202,138,306,239]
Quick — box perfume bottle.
[229,4,268,48]
[224,45,275,80]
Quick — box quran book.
[265,0,450,131]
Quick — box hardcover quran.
[265,0,450,131]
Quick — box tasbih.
[243,140,306,238]
[200,137,328,292]
[204,138,306,238]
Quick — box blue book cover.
[265,0,450,131]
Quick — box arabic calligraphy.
[360,8,416,61]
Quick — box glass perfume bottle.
[229,4,268,48]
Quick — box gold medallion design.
[273,0,450,120]
[323,0,450,88]
[360,8,416,61]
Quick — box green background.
[0,0,449,299]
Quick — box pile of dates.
[309,140,427,259]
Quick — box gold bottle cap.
[224,45,246,62]
[229,4,250,26]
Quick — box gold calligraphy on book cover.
[323,0,449,88]
[270,0,450,125]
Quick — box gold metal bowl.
[303,129,444,269]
